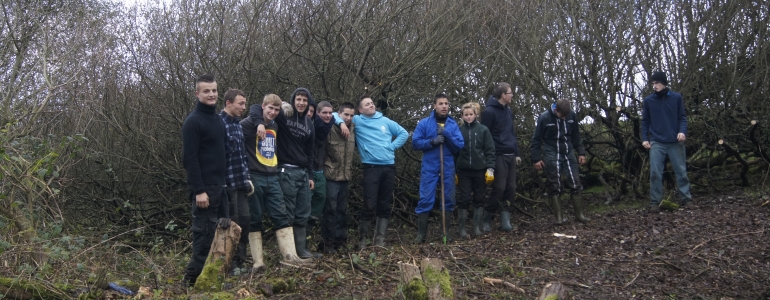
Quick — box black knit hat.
[651,71,668,85]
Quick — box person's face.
[263,103,280,121]
[499,87,513,105]
[555,110,566,119]
[358,98,376,116]
[294,95,309,114]
[225,95,247,117]
[462,108,476,124]
[195,81,218,106]
[340,108,355,125]
[319,106,333,122]
[434,97,449,117]
[652,81,666,92]
[307,105,315,118]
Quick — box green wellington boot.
[571,192,591,223]
[457,209,469,239]
[414,213,429,244]
[472,208,484,235]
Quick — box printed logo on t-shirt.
[257,129,278,167]
[381,125,387,134]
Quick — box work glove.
[217,218,231,229]
[246,180,255,196]
[516,157,521,166]
[282,102,294,117]
[430,135,445,145]
[485,168,494,185]
[436,125,445,136]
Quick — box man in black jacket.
[480,82,521,232]
[531,99,590,225]
[181,74,228,286]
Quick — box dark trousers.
[457,169,486,210]
[486,154,517,213]
[184,185,227,285]
[321,180,349,248]
[249,172,291,232]
[227,188,250,266]
[360,164,396,220]
[542,149,582,195]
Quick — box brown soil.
[175,189,770,299]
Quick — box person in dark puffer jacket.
[531,99,589,225]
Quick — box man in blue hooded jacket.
[335,95,409,249]
[480,82,521,232]
[412,93,464,243]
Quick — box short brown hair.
[224,88,246,104]
[357,94,373,109]
[262,94,282,107]
[554,99,572,115]
[492,82,511,98]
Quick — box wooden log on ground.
[537,281,569,300]
[399,261,427,300]
[0,278,72,300]
[719,139,750,186]
[193,221,241,292]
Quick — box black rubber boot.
[500,211,513,232]
[571,192,591,223]
[374,217,389,247]
[293,226,315,259]
[472,208,484,235]
[457,209,469,239]
[358,219,371,250]
[552,195,563,225]
[481,210,492,232]
[414,213,429,244]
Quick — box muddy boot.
[551,195,563,225]
[293,226,318,259]
[442,212,453,243]
[571,192,591,223]
[481,210,492,233]
[276,227,313,265]
[358,219,372,250]
[499,211,513,232]
[457,209,469,239]
[472,208,484,235]
[374,217,389,247]
[414,213,429,244]
[248,231,265,273]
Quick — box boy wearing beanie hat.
[641,71,693,212]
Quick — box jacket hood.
[485,95,502,108]
[290,87,315,118]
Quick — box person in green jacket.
[455,102,496,237]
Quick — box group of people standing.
[180,72,693,286]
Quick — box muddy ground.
[167,189,770,299]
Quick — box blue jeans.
[649,142,692,205]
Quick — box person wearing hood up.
[531,99,589,225]
[479,82,521,232]
[250,87,317,260]
[334,94,409,249]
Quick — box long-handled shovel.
[440,145,446,244]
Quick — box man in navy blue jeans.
[641,71,693,212]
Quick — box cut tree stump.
[398,259,454,300]
[193,221,242,292]
[537,281,569,300]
